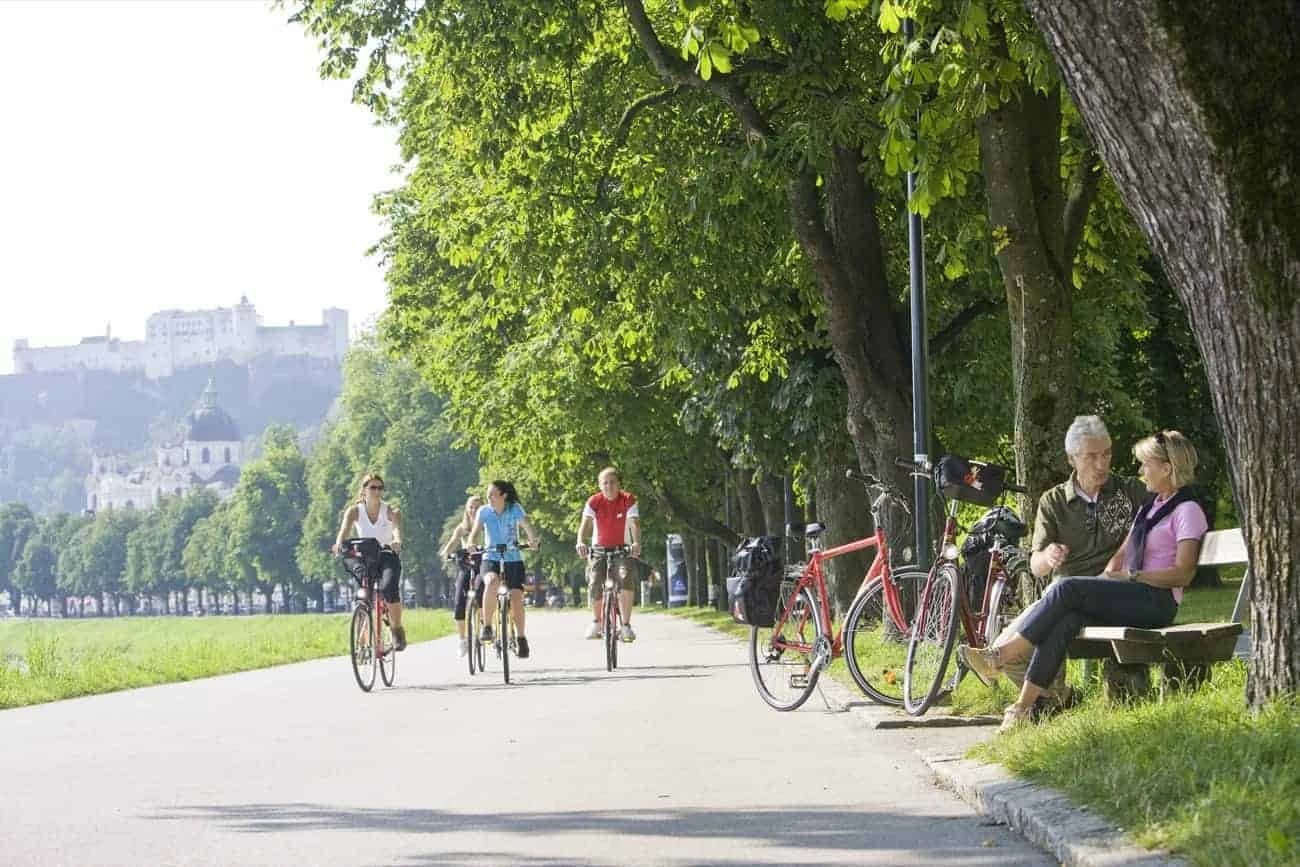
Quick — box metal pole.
[905,16,931,569]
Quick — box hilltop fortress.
[12,296,348,379]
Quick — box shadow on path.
[147,802,1022,865]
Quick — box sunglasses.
[367,484,385,491]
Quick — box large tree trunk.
[733,468,765,537]
[755,474,787,537]
[1025,0,1300,706]
[979,53,1097,517]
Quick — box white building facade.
[14,297,348,379]
[87,381,243,512]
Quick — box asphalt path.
[0,610,1051,866]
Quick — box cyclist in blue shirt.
[467,480,540,658]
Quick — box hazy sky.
[0,0,400,374]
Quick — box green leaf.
[698,51,713,80]
[878,2,901,34]
[708,43,732,74]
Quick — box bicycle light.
[942,543,959,561]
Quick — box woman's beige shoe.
[999,702,1035,733]
[957,644,1001,687]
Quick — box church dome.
[186,380,239,443]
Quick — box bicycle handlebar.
[894,456,931,474]
[589,544,630,556]
[1005,482,1029,494]
[473,541,535,554]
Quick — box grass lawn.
[0,608,456,710]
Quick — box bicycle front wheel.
[379,612,396,687]
[350,604,376,693]
[470,597,486,675]
[604,592,618,672]
[903,561,962,716]
[749,585,824,711]
[845,569,927,707]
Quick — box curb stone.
[922,753,1187,867]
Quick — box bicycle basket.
[936,455,1008,506]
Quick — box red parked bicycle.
[748,470,926,711]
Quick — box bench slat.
[1198,528,1248,567]
[1077,622,1243,643]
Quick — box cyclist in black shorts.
[332,472,406,650]
[440,494,483,658]
[466,480,540,658]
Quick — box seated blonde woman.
[959,430,1208,731]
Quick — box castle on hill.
[12,297,347,379]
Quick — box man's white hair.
[1065,415,1111,456]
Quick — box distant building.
[86,380,243,512]
[13,296,348,379]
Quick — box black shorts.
[481,559,526,590]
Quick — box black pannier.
[960,506,1027,609]
[726,536,783,627]
[936,455,1009,506]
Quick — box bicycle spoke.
[749,585,823,711]
[845,570,926,707]
[903,563,961,715]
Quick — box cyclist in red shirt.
[575,467,641,640]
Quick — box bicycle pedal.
[790,674,810,688]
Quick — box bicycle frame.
[770,527,895,661]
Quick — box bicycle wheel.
[473,597,483,675]
[749,585,824,711]
[379,611,396,687]
[500,594,510,685]
[985,554,1031,647]
[903,561,962,716]
[349,604,376,693]
[604,591,618,672]
[844,569,928,707]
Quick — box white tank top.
[354,502,395,546]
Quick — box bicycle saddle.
[785,522,826,538]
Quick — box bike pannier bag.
[936,455,1008,506]
[727,536,783,627]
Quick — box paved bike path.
[0,611,1051,866]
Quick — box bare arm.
[1108,538,1200,587]
[576,513,594,557]
[389,506,403,553]
[332,505,357,554]
[518,515,540,549]
[628,516,641,558]
[466,515,484,550]
[439,525,467,559]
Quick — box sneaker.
[999,702,1034,733]
[457,638,468,658]
[480,624,494,643]
[620,624,636,642]
[516,636,530,659]
[584,621,602,640]
[393,626,407,652]
[956,644,1001,687]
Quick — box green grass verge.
[0,609,456,710]
[972,663,1298,867]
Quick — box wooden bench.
[1066,528,1251,699]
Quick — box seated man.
[988,415,1146,708]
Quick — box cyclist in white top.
[332,472,407,650]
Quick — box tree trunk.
[755,474,787,537]
[1025,0,1300,706]
[979,63,1093,518]
[733,468,765,537]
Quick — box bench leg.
[1160,662,1211,699]
[1102,659,1152,702]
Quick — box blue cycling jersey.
[478,502,527,562]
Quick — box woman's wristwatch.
[1127,569,1140,583]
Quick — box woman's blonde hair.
[356,471,386,503]
[1133,430,1198,488]
[457,495,483,534]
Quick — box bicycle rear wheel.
[903,561,962,716]
[379,611,396,687]
[844,569,927,707]
[349,604,376,693]
[985,554,1031,647]
[749,585,824,711]
[500,595,510,685]
[473,597,483,675]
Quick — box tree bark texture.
[1024,0,1300,705]
[979,69,1090,520]
[755,474,787,537]
[733,467,765,537]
